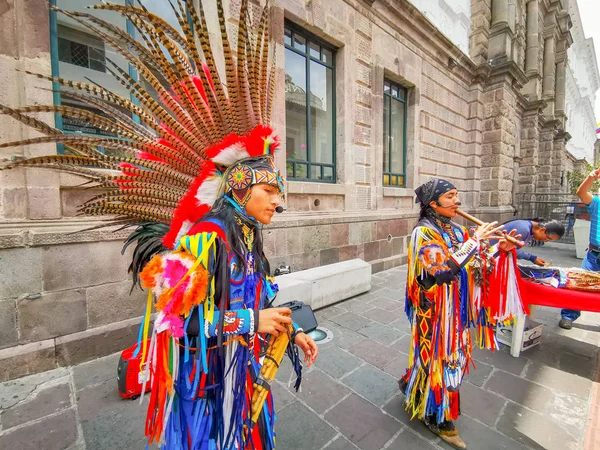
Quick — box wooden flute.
[456,208,524,248]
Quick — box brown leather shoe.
[423,419,467,449]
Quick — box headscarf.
[414,178,456,207]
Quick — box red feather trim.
[162,161,217,249]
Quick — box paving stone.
[325,394,400,450]
[463,360,493,387]
[0,340,57,382]
[81,398,148,450]
[323,435,359,450]
[389,317,412,334]
[523,361,592,398]
[0,368,68,409]
[349,339,394,369]
[486,370,553,413]
[497,401,579,450]
[314,346,363,379]
[361,307,401,325]
[338,298,374,315]
[471,346,528,376]
[0,409,78,450]
[390,334,412,354]
[383,394,438,442]
[76,379,130,422]
[342,364,399,407]
[318,318,368,350]
[1,381,72,429]
[315,305,347,321]
[437,415,529,450]
[523,331,599,380]
[72,352,121,391]
[357,322,403,345]
[272,381,297,411]
[459,381,506,426]
[330,312,371,331]
[369,298,402,312]
[377,287,405,301]
[275,401,336,450]
[386,428,437,449]
[382,356,406,379]
[292,369,350,413]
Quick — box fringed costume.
[0,1,305,448]
[400,179,526,446]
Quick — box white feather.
[195,176,221,205]
[173,220,194,248]
[211,143,249,165]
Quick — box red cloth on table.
[518,279,600,312]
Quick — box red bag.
[117,340,152,399]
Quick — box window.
[58,26,106,73]
[284,24,335,182]
[383,80,407,187]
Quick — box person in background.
[491,219,565,266]
[559,167,600,329]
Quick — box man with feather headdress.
[0,1,318,448]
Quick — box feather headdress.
[0,0,282,278]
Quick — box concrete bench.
[272,259,371,310]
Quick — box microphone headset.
[275,206,284,213]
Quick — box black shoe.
[559,318,572,330]
[398,378,407,395]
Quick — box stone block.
[497,402,578,450]
[1,187,28,219]
[339,244,358,261]
[292,251,320,271]
[364,241,379,261]
[275,401,336,450]
[302,225,330,252]
[27,187,61,220]
[0,247,42,299]
[18,289,87,342]
[349,339,393,369]
[485,370,552,413]
[86,281,147,328]
[392,237,405,256]
[279,259,371,310]
[379,240,393,259]
[331,311,371,332]
[1,382,72,429]
[325,394,399,450]
[314,345,363,378]
[459,381,506,426]
[0,409,78,450]
[331,223,349,247]
[0,298,18,349]
[342,364,399,406]
[320,247,340,266]
[55,317,141,367]
[285,226,302,254]
[42,241,130,291]
[292,369,350,413]
[0,340,56,382]
[72,352,121,392]
[272,275,312,306]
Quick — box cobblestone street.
[1,243,599,450]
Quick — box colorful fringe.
[136,228,301,448]
[402,225,525,424]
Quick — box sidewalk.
[1,243,599,450]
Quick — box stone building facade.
[564,0,599,164]
[0,0,576,379]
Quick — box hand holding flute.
[456,208,524,249]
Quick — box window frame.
[382,79,408,188]
[284,22,337,183]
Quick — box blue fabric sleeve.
[516,248,537,262]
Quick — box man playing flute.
[398,178,521,449]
